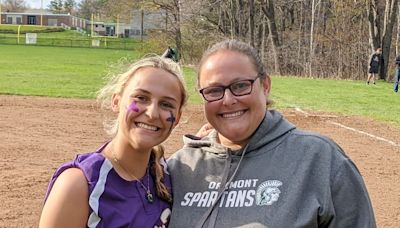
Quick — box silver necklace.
[112,151,154,203]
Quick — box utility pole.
[91,13,94,37]
[0,0,2,25]
[40,0,43,26]
[140,9,144,41]
[116,15,119,38]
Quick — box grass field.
[0,24,61,33]
[0,44,399,125]
[0,25,141,49]
[271,77,399,125]
[0,45,141,97]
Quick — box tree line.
[2,0,400,80]
[159,0,399,81]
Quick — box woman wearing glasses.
[168,40,376,227]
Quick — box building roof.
[1,11,71,16]
[24,9,52,14]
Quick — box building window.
[27,16,36,25]
[7,17,13,24]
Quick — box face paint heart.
[126,101,139,123]
[127,101,140,113]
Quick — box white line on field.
[328,121,399,147]
[294,107,309,116]
[294,107,399,147]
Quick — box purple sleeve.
[43,160,77,202]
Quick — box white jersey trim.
[87,159,113,227]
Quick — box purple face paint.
[127,101,140,112]
[125,101,139,123]
[166,111,176,124]
[166,111,176,134]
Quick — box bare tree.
[74,0,395,80]
[309,0,318,77]
[229,0,237,38]
[3,0,27,12]
[367,0,399,80]
[261,0,282,75]
[153,0,183,61]
[396,2,400,55]
[100,0,143,22]
[77,0,103,19]
[381,0,399,80]
[249,0,255,46]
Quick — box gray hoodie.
[168,110,376,228]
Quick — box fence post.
[17,25,21,44]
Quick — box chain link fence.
[0,35,141,50]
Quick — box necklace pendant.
[146,191,154,203]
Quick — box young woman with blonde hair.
[40,56,187,228]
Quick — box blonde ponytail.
[150,145,172,203]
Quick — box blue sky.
[28,0,82,9]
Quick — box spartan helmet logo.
[256,180,282,206]
[154,208,171,228]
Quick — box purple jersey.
[44,143,172,228]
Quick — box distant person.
[162,46,178,62]
[168,39,376,227]
[394,55,400,93]
[367,47,383,85]
[39,56,187,227]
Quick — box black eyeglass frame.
[199,74,264,102]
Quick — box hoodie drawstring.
[195,144,250,228]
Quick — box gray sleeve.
[166,155,177,168]
[327,159,376,228]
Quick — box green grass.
[182,67,202,104]
[0,25,141,49]
[0,44,399,126]
[0,24,60,33]
[0,44,141,98]
[25,30,86,39]
[271,76,400,126]
[0,44,201,102]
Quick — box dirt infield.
[0,95,399,227]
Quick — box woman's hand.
[195,123,214,138]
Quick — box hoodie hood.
[182,110,296,156]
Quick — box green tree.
[49,0,64,13]
[48,0,76,14]
[64,0,77,14]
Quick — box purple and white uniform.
[44,143,172,228]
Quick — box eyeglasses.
[199,75,263,102]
